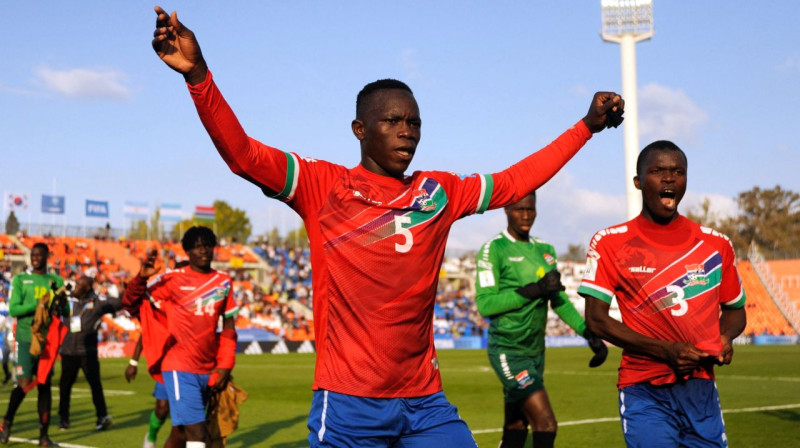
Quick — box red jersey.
[578,215,746,389]
[188,71,592,397]
[146,268,238,374]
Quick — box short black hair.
[32,242,49,254]
[636,140,687,177]
[356,79,413,119]
[181,226,217,252]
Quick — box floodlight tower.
[601,0,654,220]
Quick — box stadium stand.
[738,261,795,336]
[766,260,800,307]
[2,233,797,348]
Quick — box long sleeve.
[9,276,36,317]
[475,240,529,317]
[550,291,587,336]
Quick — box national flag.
[41,195,65,214]
[5,192,29,211]
[160,203,184,222]
[85,200,110,218]
[194,205,215,222]
[124,201,149,219]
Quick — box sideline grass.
[2,345,795,447]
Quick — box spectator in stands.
[579,140,747,447]
[475,192,607,448]
[58,276,120,432]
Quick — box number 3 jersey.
[145,268,239,374]
[577,215,746,388]
[188,71,593,398]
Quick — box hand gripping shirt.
[475,231,586,357]
[577,215,746,389]
[188,71,592,398]
[138,268,238,374]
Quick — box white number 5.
[394,215,413,253]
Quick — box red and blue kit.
[578,215,746,388]
[142,268,238,374]
[189,72,593,398]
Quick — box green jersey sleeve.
[475,238,529,318]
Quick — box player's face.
[353,89,421,179]
[187,238,214,273]
[634,149,687,224]
[505,194,536,240]
[30,247,48,273]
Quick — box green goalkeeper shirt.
[9,272,64,343]
[475,230,586,357]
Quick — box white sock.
[186,442,206,448]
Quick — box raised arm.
[483,92,625,211]
[152,6,208,85]
[121,250,159,313]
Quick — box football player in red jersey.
[124,227,238,448]
[580,141,746,447]
[150,6,623,446]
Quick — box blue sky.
[2,1,798,254]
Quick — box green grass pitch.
[2,345,798,447]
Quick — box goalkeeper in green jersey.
[475,192,607,448]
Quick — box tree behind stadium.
[687,185,800,260]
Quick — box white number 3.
[394,215,413,253]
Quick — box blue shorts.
[307,390,477,448]
[162,371,211,426]
[619,379,727,448]
[153,381,168,401]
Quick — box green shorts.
[14,341,40,379]
[488,351,545,404]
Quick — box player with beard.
[579,141,746,447]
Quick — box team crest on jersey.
[515,370,533,388]
[684,264,709,286]
[411,189,436,211]
[543,253,556,266]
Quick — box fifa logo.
[683,263,709,286]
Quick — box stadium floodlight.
[601,0,654,220]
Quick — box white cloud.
[446,173,627,255]
[638,83,708,144]
[34,66,131,100]
[777,56,800,72]
[570,84,589,96]
[680,191,738,221]
[400,49,422,81]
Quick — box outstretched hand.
[152,6,208,84]
[138,249,161,279]
[582,92,625,134]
